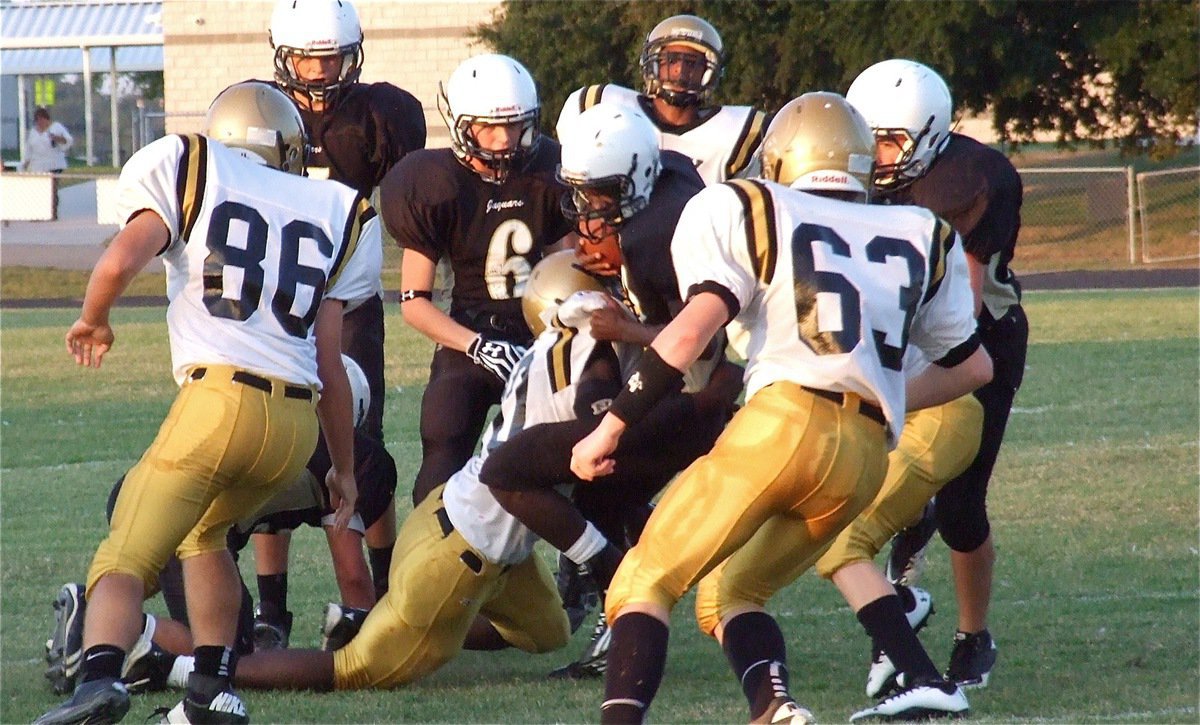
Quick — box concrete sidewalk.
[0,180,163,272]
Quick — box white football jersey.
[115,134,382,388]
[557,84,766,185]
[443,292,638,565]
[674,180,978,443]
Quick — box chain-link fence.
[1016,167,1137,270]
[1137,167,1200,264]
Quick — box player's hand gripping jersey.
[442,291,637,566]
[115,134,381,387]
[558,84,765,186]
[676,179,978,442]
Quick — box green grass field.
[2,290,1197,723]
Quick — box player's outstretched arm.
[906,345,993,412]
[66,210,167,368]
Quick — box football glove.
[467,334,526,382]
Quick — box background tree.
[475,0,1197,154]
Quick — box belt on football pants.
[189,367,314,402]
[433,504,488,574]
[801,386,887,427]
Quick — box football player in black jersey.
[380,53,573,507]
[848,59,1028,690]
[249,0,426,652]
[479,105,742,679]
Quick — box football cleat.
[45,582,87,695]
[753,697,815,724]
[865,586,935,699]
[121,615,173,694]
[320,602,369,652]
[884,501,937,587]
[849,679,968,722]
[554,554,600,635]
[252,604,292,651]
[158,674,249,724]
[34,677,130,725]
[946,629,997,689]
[547,610,610,679]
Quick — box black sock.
[721,611,791,719]
[256,573,288,618]
[79,644,125,683]
[193,645,238,681]
[856,595,940,683]
[894,583,916,612]
[368,546,393,599]
[600,612,669,724]
[585,543,625,592]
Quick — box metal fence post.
[1127,166,1136,265]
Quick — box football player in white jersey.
[160,255,630,693]
[36,81,380,725]
[556,14,766,186]
[570,92,994,725]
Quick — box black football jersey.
[301,82,427,197]
[881,133,1023,323]
[380,140,571,343]
[612,150,706,325]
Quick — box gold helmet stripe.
[922,215,956,302]
[547,325,577,393]
[725,109,767,179]
[176,134,209,241]
[329,194,371,290]
[580,84,608,113]
[726,179,777,284]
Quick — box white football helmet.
[846,59,953,189]
[640,14,724,107]
[205,82,307,175]
[340,354,370,429]
[557,105,661,236]
[437,54,541,183]
[269,0,364,106]
[760,92,876,199]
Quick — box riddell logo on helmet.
[810,173,851,184]
[490,104,520,114]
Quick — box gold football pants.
[812,393,984,578]
[603,382,888,631]
[88,365,318,598]
[334,485,569,690]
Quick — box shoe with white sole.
[865,586,935,699]
[850,679,968,722]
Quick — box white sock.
[167,654,194,689]
[563,522,607,566]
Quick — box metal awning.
[1,0,163,48]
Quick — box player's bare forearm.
[906,345,993,411]
[315,299,358,528]
[400,297,477,352]
[399,248,477,351]
[647,292,729,371]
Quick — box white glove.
[467,334,526,382]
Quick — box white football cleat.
[850,681,968,722]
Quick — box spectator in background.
[22,107,73,173]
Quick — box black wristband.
[609,348,685,426]
[399,289,433,303]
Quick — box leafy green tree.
[474,0,1197,152]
